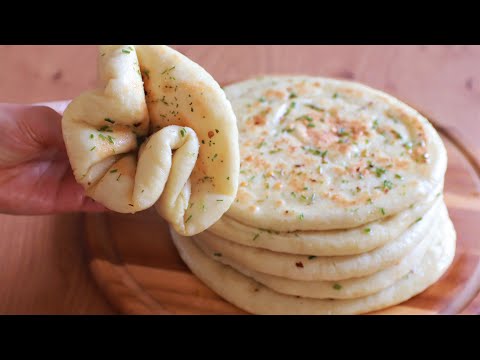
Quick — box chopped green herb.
[258,97,266,103]
[372,119,379,129]
[122,49,131,54]
[305,104,324,112]
[257,141,266,149]
[375,167,386,177]
[333,283,342,290]
[253,233,260,241]
[216,199,224,202]
[89,134,94,139]
[298,213,304,220]
[107,135,115,144]
[284,101,296,117]
[227,177,230,180]
[90,146,96,151]
[404,141,413,150]
[380,208,386,215]
[269,149,282,154]
[142,70,150,79]
[161,66,175,75]
[392,130,402,139]
[308,256,317,260]
[415,217,423,223]
[104,118,115,124]
[291,192,297,198]
[296,115,313,122]
[364,227,371,234]
[395,174,403,180]
[185,215,193,223]
[289,92,298,99]
[213,252,222,257]
[212,153,218,161]
[383,180,393,190]
[333,93,339,99]
[109,169,118,174]
[305,147,328,158]
[307,123,316,128]
[180,128,186,137]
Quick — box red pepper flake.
[295,262,304,268]
[208,131,215,138]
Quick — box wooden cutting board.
[84,120,480,315]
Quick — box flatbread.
[199,222,433,299]
[170,216,455,314]
[223,76,447,231]
[194,198,446,281]
[135,45,240,235]
[62,45,239,236]
[210,191,441,256]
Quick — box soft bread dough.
[170,216,456,314]
[62,45,239,236]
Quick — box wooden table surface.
[0,45,479,314]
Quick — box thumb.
[0,103,66,166]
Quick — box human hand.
[0,101,107,215]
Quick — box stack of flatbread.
[171,76,456,314]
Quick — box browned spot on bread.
[265,89,285,99]
[252,115,266,125]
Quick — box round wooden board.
[84,124,480,315]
